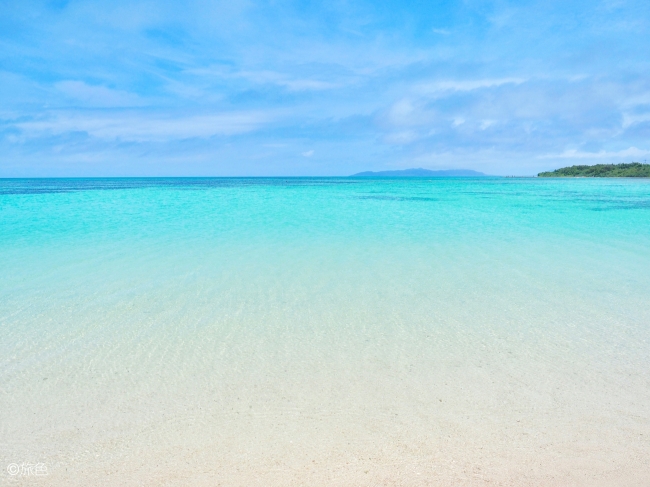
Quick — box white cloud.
[301,150,314,157]
[384,98,437,128]
[15,110,273,142]
[188,67,341,92]
[622,112,650,129]
[621,91,650,108]
[480,119,497,130]
[281,79,339,91]
[388,99,416,124]
[236,70,341,91]
[55,81,143,107]
[385,131,419,144]
[415,78,526,96]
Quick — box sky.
[1,0,649,176]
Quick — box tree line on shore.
[538,162,650,177]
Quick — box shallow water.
[1,177,649,486]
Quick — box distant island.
[538,162,650,178]
[351,168,487,177]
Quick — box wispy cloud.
[14,111,273,142]
[187,67,343,92]
[621,112,650,129]
[414,78,527,96]
[55,81,144,107]
[237,71,341,92]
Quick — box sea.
[1,177,649,486]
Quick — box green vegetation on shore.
[538,162,650,177]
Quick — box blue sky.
[1,0,649,176]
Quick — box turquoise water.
[1,177,650,486]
